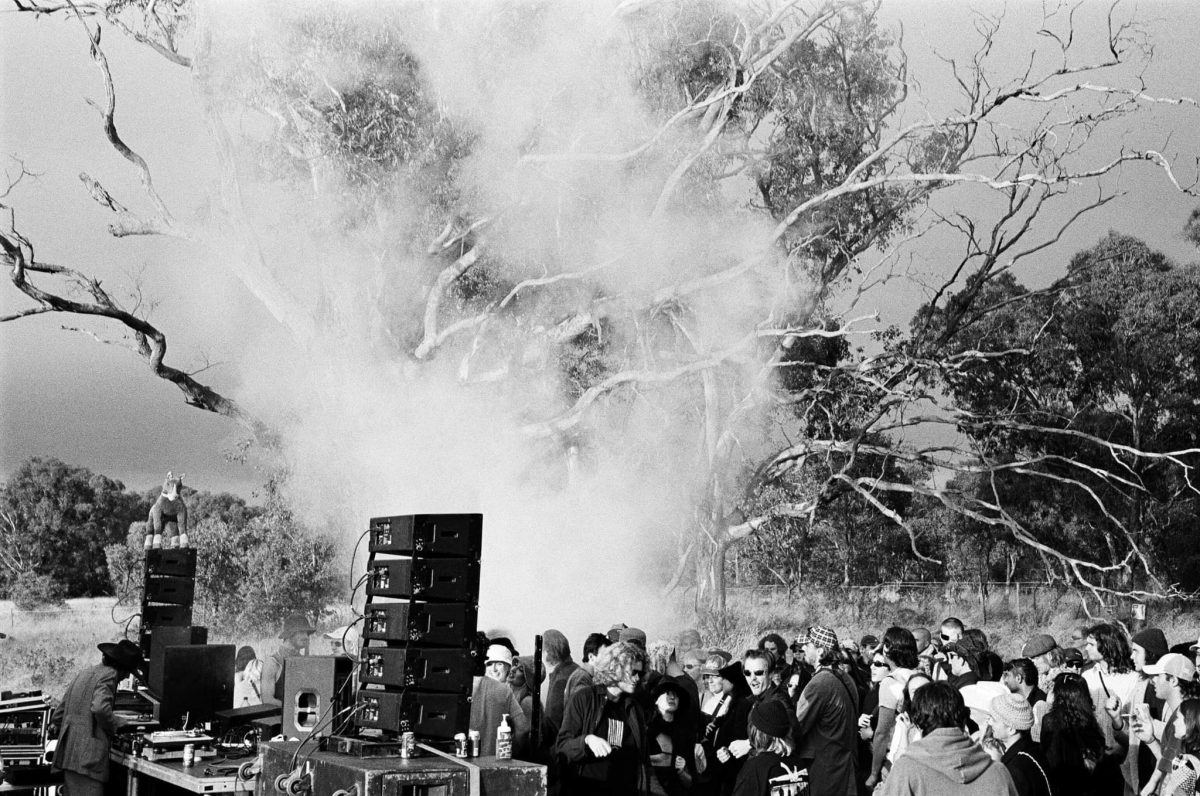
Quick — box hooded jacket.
[880,727,1018,796]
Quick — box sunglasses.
[871,660,888,667]
[743,668,767,677]
[939,633,951,641]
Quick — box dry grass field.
[5,590,1199,702]
[0,599,356,700]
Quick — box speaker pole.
[531,634,543,754]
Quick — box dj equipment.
[352,513,481,742]
[281,656,355,740]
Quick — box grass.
[5,589,1198,700]
[0,599,358,700]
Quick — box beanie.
[989,692,1034,732]
[1131,628,1169,664]
[750,699,792,738]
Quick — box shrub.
[10,571,66,611]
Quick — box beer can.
[454,732,468,758]
[182,743,195,767]
[399,731,415,758]
[468,730,480,757]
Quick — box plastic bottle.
[495,714,512,760]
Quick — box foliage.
[0,458,148,599]
[108,480,340,635]
[9,571,66,611]
[914,233,1200,589]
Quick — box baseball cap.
[1143,652,1196,681]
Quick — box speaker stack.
[351,514,481,742]
[140,549,209,692]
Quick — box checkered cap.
[802,625,839,651]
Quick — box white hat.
[485,644,514,666]
[1143,652,1196,682]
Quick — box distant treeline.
[0,457,340,633]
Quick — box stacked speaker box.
[140,548,200,657]
[352,514,481,742]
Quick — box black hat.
[718,660,748,693]
[750,699,792,738]
[98,639,147,677]
[652,678,690,709]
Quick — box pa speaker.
[144,575,195,605]
[282,655,355,740]
[358,646,472,692]
[366,557,479,602]
[353,689,469,740]
[368,514,483,558]
[144,548,197,577]
[156,644,233,730]
[362,602,477,646]
[147,625,208,695]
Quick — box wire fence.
[728,581,1084,625]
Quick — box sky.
[2,1,1199,643]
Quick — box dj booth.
[99,515,550,796]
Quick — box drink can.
[454,732,468,758]
[399,731,415,758]
[182,744,195,767]
[468,730,480,757]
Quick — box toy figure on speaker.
[145,472,188,549]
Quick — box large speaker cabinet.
[353,513,482,741]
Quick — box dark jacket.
[1001,734,1052,796]
[50,664,121,783]
[795,668,859,796]
[557,685,651,794]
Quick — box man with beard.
[794,626,860,796]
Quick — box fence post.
[1016,583,1021,625]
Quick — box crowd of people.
[57,611,1200,796]
[468,619,1200,796]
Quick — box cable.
[349,529,371,594]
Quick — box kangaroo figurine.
[145,472,189,549]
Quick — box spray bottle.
[496,713,512,760]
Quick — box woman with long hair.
[1158,698,1200,796]
[1041,671,1108,796]
[1084,623,1138,796]
[866,627,918,789]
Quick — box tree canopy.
[3,0,1199,613]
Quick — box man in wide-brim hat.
[50,639,147,796]
[261,611,316,706]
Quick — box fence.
[728,581,1084,625]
